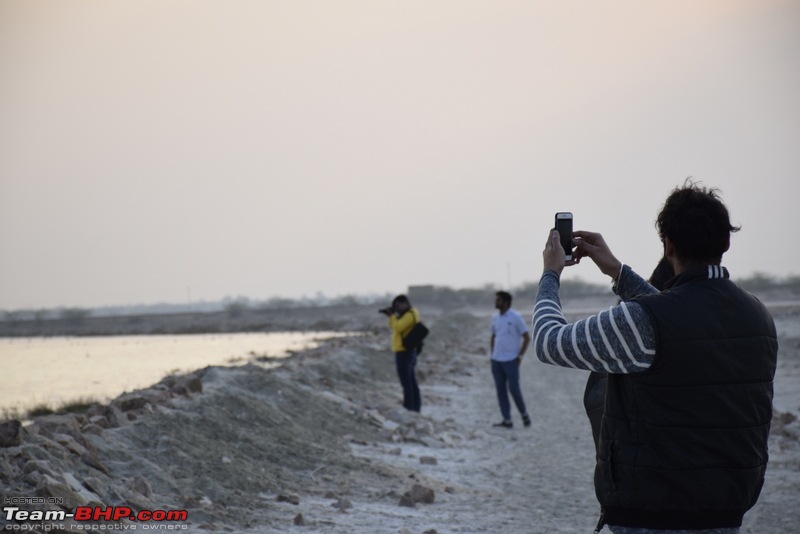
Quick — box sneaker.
[522,414,531,427]
[493,420,513,429]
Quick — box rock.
[130,476,153,498]
[81,450,109,475]
[114,394,151,412]
[88,415,111,429]
[331,498,351,511]
[37,435,70,460]
[126,495,153,512]
[364,409,394,429]
[324,491,338,499]
[0,455,19,478]
[36,474,89,507]
[104,405,128,428]
[419,456,438,465]
[382,419,400,431]
[397,492,417,508]
[63,472,104,505]
[22,459,56,477]
[168,374,203,396]
[413,420,436,437]
[293,512,305,526]
[81,423,106,436]
[397,493,416,508]
[178,375,203,394]
[771,410,798,437]
[276,494,300,505]
[53,433,89,456]
[0,420,22,447]
[83,477,113,503]
[31,414,81,439]
[409,484,435,504]
[25,470,44,486]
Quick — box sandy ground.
[1,296,798,534]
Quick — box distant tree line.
[2,273,798,322]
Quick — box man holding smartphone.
[532,182,777,534]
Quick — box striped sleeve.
[532,270,656,374]
[614,263,660,300]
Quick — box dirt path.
[237,310,598,533]
[243,303,799,533]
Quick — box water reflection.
[0,331,349,414]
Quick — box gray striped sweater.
[532,265,658,374]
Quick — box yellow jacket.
[388,308,421,352]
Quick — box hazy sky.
[1,1,798,310]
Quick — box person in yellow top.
[379,295,422,412]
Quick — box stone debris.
[276,494,300,505]
[0,420,21,447]
[36,473,95,507]
[397,482,436,508]
[293,512,305,526]
[331,498,352,511]
[397,493,416,508]
[419,456,438,465]
[409,483,435,504]
[129,475,153,498]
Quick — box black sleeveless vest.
[596,266,777,530]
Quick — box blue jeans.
[395,350,421,412]
[491,359,527,421]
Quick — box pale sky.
[1,1,798,310]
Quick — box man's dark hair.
[656,180,740,264]
[392,294,410,308]
[496,291,512,305]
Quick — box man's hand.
[543,229,573,276]
[572,230,622,279]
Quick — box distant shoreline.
[2,281,797,338]
[0,302,380,338]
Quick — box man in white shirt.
[490,291,532,428]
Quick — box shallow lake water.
[0,331,348,414]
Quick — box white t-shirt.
[491,308,529,362]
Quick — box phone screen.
[555,213,573,259]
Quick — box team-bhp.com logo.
[3,505,189,531]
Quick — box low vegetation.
[2,395,103,422]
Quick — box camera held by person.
[378,306,394,316]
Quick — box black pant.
[395,349,421,412]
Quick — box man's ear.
[663,237,682,274]
[664,237,676,259]
[723,235,730,254]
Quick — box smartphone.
[555,212,573,261]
